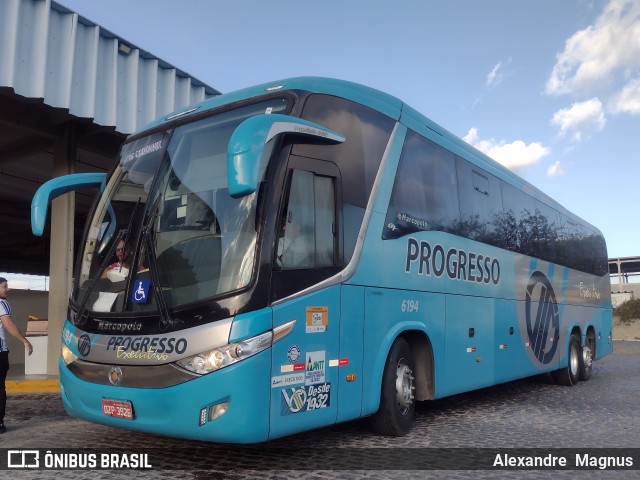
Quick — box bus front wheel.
[552,335,581,386]
[370,336,416,436]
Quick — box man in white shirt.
[0,277,33,434]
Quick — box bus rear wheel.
[370,337,416,436]
[552,335,581,386]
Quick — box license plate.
[101,399,134,420]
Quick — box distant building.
[609,256,640,307]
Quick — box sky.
[55,0,640,259]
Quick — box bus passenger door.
[268,157,342,440]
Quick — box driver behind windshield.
[102,240,132,281]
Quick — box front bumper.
[59,349,271,443]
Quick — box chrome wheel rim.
[395,359,414,415]
[570,343,580,377]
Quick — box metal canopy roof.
[609,257,640,277]
[0,0,219,275]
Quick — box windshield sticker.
[306,306,328,333]
[123,140,163,164]
[131,280,151,304]
[92,292,118,312]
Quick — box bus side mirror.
[31,172,107,236]
[227,114,345,198]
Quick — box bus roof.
[134,76,601,236]
[137,77,404,133]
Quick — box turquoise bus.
[31,77,612,442]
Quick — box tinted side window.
[384,130,460,239]
[500,183,537,257]
[535,201,561,265]
[295,94,394,263]
[456,157,502,245]
[378,132,608,276]
[591,233,609,276]
[559,215,582,272]
[295,94,395,208]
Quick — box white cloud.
[610,78,640,114]
[547,161,565,177]
[550,98,606,141]
[545,0,640,96]
[463,128,550,170]
[486,62,503,88]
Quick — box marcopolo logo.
[525,271,559,365]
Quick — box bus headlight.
[175,330,273,375]
[61,344,78,366]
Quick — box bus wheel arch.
[405,331,435,401]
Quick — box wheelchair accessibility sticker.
[132,280,151,304]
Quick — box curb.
[6,379,59,394]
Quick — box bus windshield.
[73,99,288,314]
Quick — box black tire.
[370,337,416,436]
[552,335,581,386]
[580,331,595,381]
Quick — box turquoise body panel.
[59,349,272,444]
[269,285,341,439]
[349,211,612,404]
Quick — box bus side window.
[276,169,336,270]
[455,157,502,244]
[383,130,460,239]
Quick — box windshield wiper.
[142,226,173,330]
[139,201,177,331]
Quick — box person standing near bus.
[0,277,33,434]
